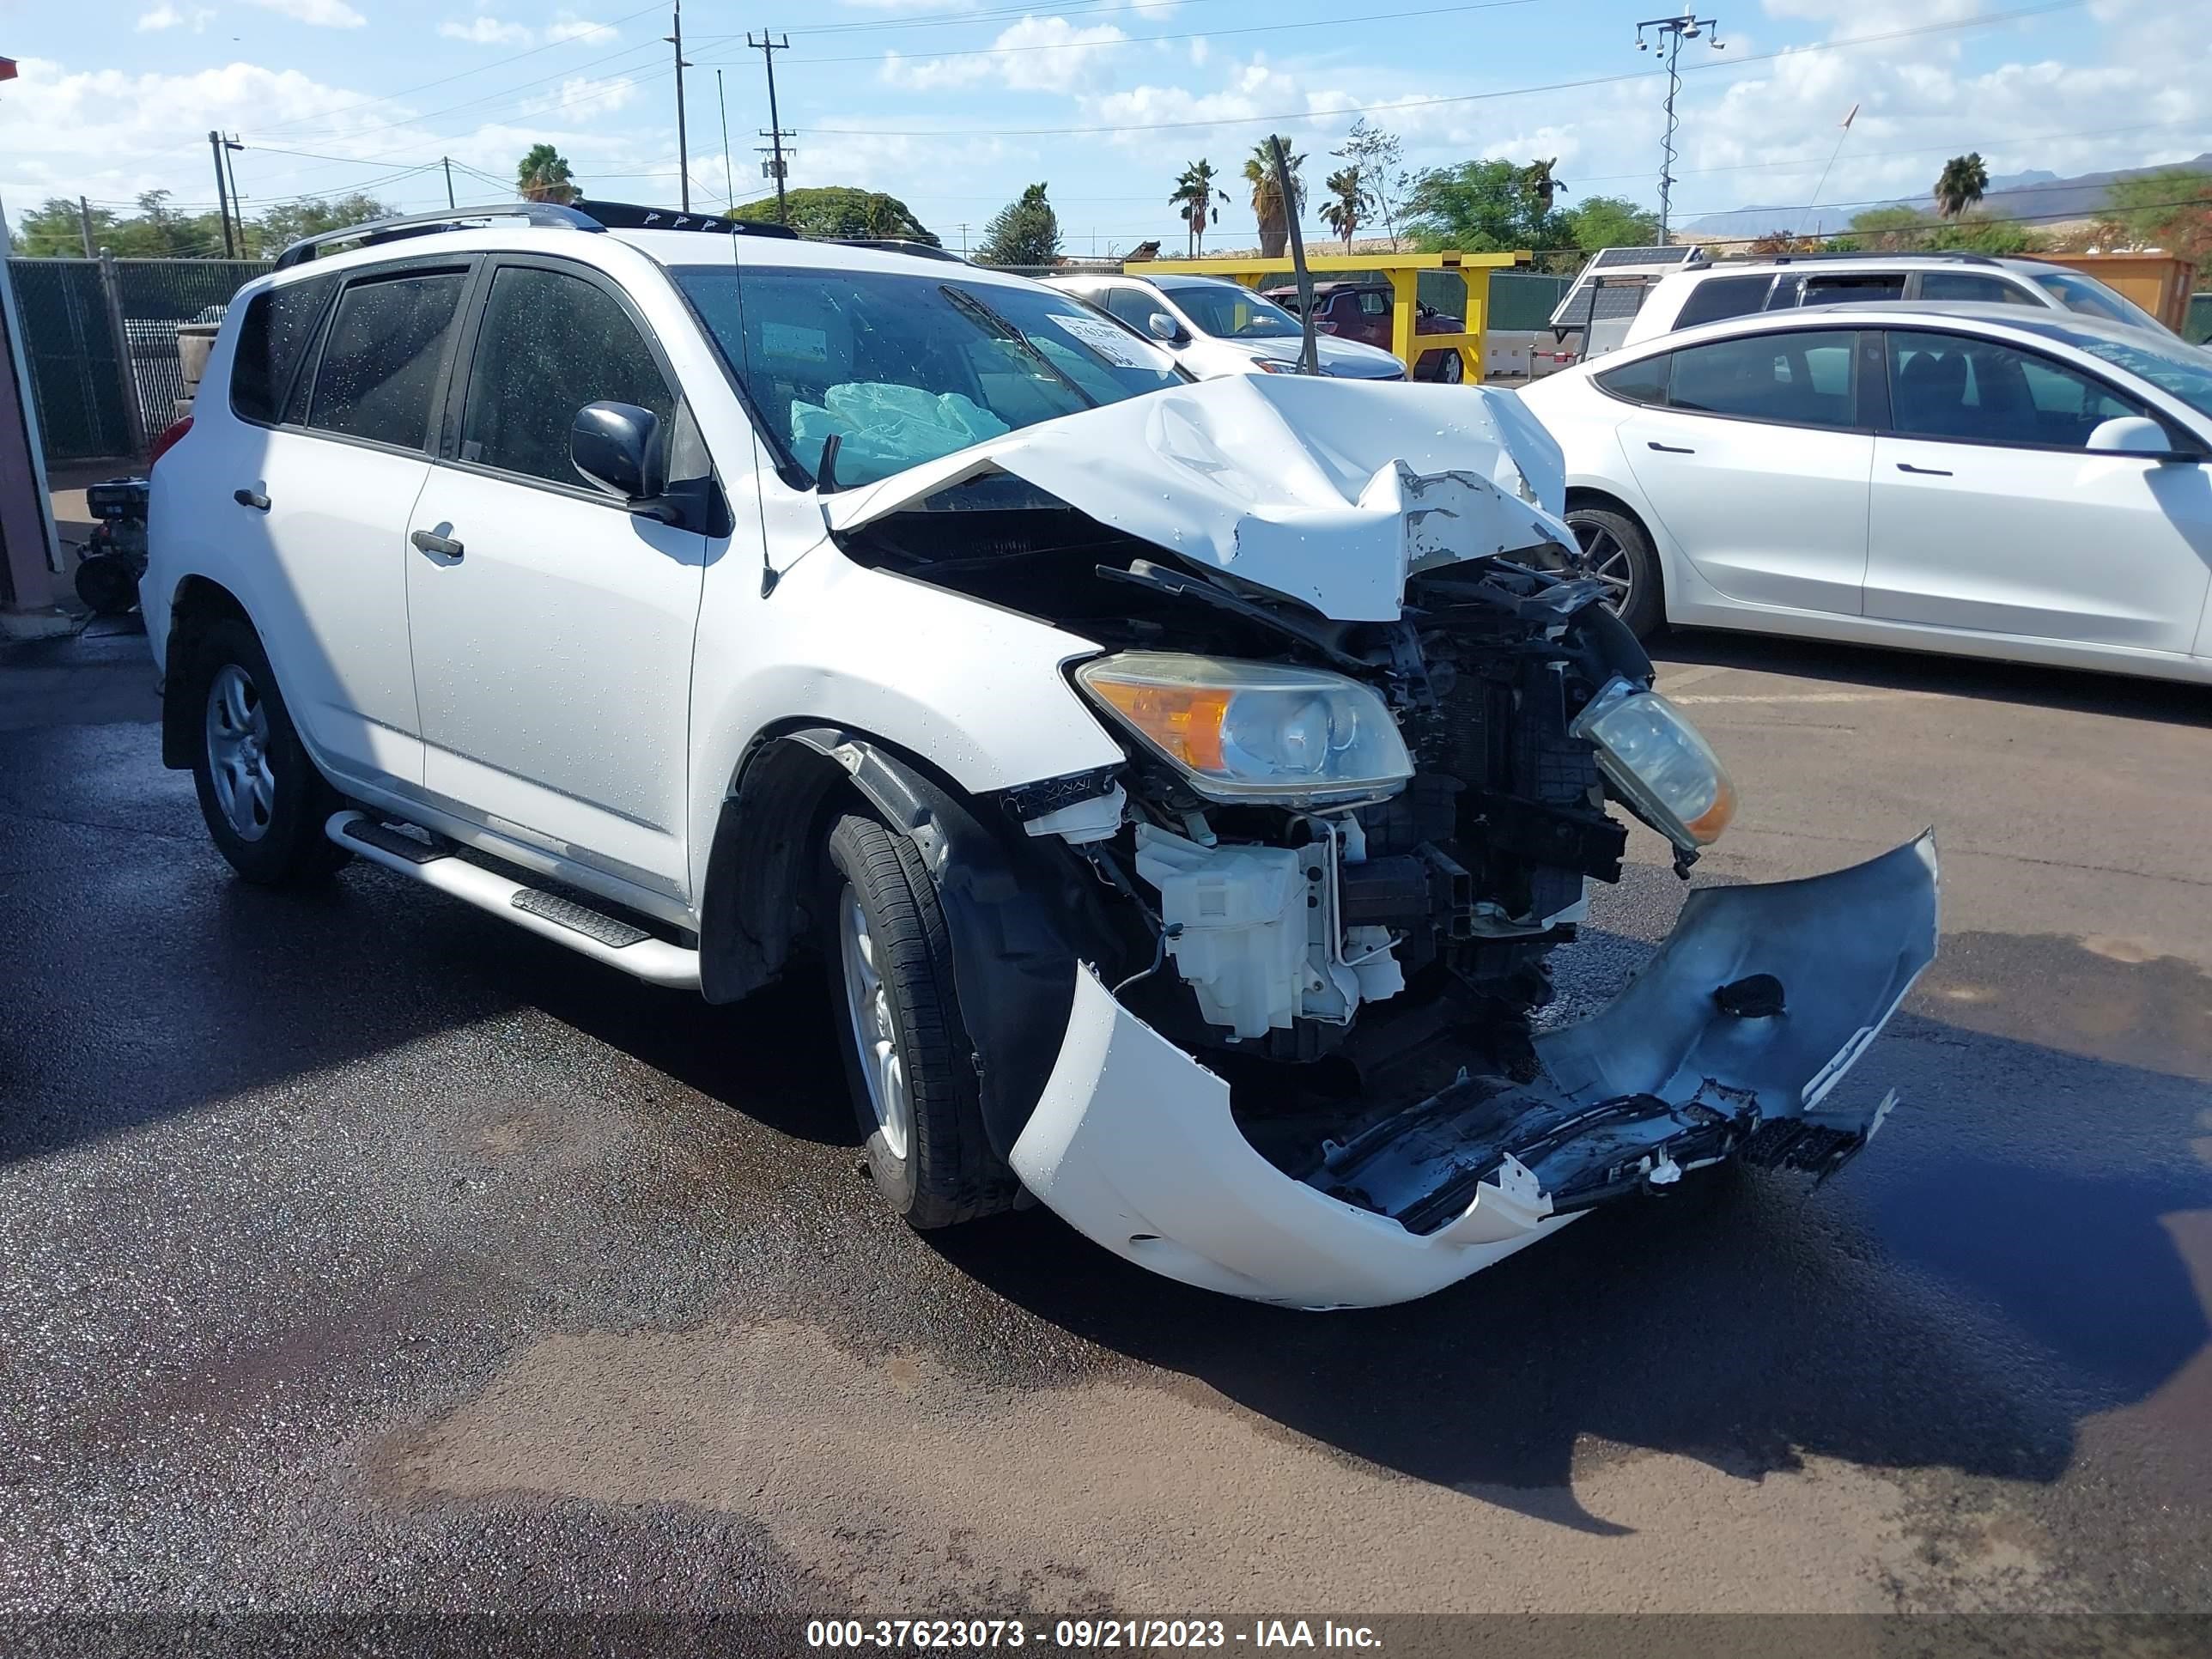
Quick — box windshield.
[1161,281,1304,340]
[674,264,1183,488]
[2031,270,2171,336]
[2057,328,2212,422]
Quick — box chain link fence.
[6,256,270,465]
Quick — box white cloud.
[883,15,1131,94]
[136,3,215,29]
[241,0,368,27]
[555,74,639,118]
[440,15,535,45]
[546,11,618,45]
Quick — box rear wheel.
[1437,348,1465,384]
[186,617,349,885]
[1559,503,1663,640]
[823,811,1013,1230]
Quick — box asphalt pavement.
[3,617,2209,1646]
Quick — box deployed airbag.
[791,381,1010,480]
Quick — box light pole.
[1634,11,1723,242]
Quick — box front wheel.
[1559,504,1664,641]
[1437,349,1465,384]
[186,617,349,885]
[823,811,1014,1230]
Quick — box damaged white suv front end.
[820,372,1937,1310]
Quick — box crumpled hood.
[820,374,1576,623]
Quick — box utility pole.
[208,131,234,257]
[220,135,245,253]
[442,155,457,210]
[666,1,693,213]
[715,70,734,208]
[747,33,793,224]
[1633,11,1723,242]
[76,196,96,259]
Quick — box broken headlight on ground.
[1571,675,1736,860]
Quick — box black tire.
[823,810,1013,1230]
[185,617,349,886]
[1562,503,1665,641]
[74,555,136,617]
[1437,348,1465,384]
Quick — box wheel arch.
[700,722,1108,1162]
[160,575,253,770]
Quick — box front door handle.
[1647,441,1695,454]
[1896,462,1952,476]
[233,488,270,511]
[410,529,464,560]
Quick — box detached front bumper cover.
[1011,834,1939,1309]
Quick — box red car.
[1263,281,1468,382]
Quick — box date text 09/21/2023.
[805,1617,1383,1649]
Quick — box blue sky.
[2,0,2207,256]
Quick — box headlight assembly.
[1571,676,1736,850]
[1075,652,1413,805]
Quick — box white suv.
[143,200,1936,1309]
[1046,271,1407,380]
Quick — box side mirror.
[2086,416,2189,459]
[571,401,666,502]
[1146,311,1185,343]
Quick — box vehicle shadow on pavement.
[927,927,2212,1534]
[1651,631,2212,729]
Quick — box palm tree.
[516,143,578,204]
[1169,161,1230,257]
[1934,153,1989,221]
[1243,136,1307,259]
[1320,166,1371,253]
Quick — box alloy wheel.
[204,662,276,842]
[1567,517,1637,617]
[837,883,912,1161]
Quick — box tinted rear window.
[306,270,467,452]
[228,276,335,425]
[1674,275,1772,330]
[1595,355,1670,404]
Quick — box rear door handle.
[1646,441,1695,454]
[1896,462,1952,476]
[410,529,464,560]
[233,488,270,511]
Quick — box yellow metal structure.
[1137,251,1528,381]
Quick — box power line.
[244,2,665,137]
[755,0,1538,70]
[798,1,2090,137]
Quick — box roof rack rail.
[272,197,799,270]
[834,238,966,263]
[274,203,599,270]
[1714,249,2001,268]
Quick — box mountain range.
[1677,152,2212,241]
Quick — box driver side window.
[1103,288,1163,331]
[1886,331,2150,449]
[459,264,678,489]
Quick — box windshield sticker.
[1048,313,1158,368]
[761,321,829,364]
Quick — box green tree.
[1559,195,1661,252]
[9,198,107,256]
[1243,137,1307,258]
[250,194,400,258]
[1519,157,1565,215]
[1334,119,1407,245]
[1934,152,1989,220]
[1839,204,1933,252]
[974,182,1060,267]
[2103,168,2212,270]
[516,143,578,204]
[1319,166,1371,252]
[1402,158,1568,252]
[1169,161,1230,257]
[730,185,938,245]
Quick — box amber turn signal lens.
[1085,679,1232,775]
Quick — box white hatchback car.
[1047,271,1407,380]
[1518,302,2212,681]
[142,200,1936,1309]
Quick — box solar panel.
[1590,245,1698,270]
